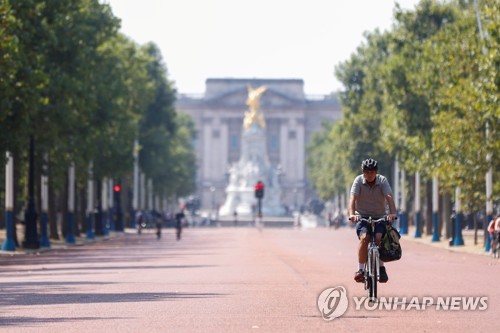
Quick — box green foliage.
[307,0,498,210]
[0,0,197,209]
[168,113,197,197]
[416,0,499,209]
[0,0,18,116]
[138,43,179,193]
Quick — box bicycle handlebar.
[359,217,387,223]
[348,216,398,223]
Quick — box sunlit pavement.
[0,226,498,332]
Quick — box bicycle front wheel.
[370,252,378,301]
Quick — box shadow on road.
[0,316,124,327]
[0,291,226,306]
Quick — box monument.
[219,86,286,217]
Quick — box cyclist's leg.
[374,222,389,282]
[356,221,370,264]
[374,222,386,245]
[355,221,370,282]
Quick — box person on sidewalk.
[175,208,185,241]
[348,158,397,283]
[488,215,500,254]
[233,210,238,227]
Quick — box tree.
[307,0,498,214]
[415,0,499,209]
[137,43,178,196]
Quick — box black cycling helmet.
[361,158,378,171]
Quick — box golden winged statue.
[243,85,267,129]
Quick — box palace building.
[175,78,342,211]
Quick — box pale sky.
[106,0,422,95]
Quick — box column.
[414,171,422,238]
[393,158,399,229]
[65,164,76,244]
[40,158,50,247]
[453,187,464,246]
[132,139,139,228]
[2,152,16,251]
[431,176,440,242]
[400,168,408,234]
[86,162,95,239]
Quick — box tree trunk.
[36,156,42,229]
[408,174,415,227]
[78,186,86,235]
[473,212,478,245]
[442,192,452,240]
[95,178,103,236]
[48,182,59,240]
[425,180,433,236]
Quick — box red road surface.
[0,227,498,332]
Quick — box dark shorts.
[356,220,387,239]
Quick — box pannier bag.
[379,223,402,262]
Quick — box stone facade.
[175,78,342,210]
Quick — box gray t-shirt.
[350,174,393,217]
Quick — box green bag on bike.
[380,224,402,262]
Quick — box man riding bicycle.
[349,158,397,283]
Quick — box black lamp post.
[23,135,40,249]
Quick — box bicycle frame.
[359,216,387,302]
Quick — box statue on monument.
[219,84,285,217]
[243,85,266,129]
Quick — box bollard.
[399,211,408,235]
[2,210,16,251]
[65,212,76,244]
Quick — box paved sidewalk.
[0,224,137,256]
[402,225,491,256]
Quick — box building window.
[288,130,296,139]
[212,129,220,138]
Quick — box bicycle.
[351,215,394,303]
